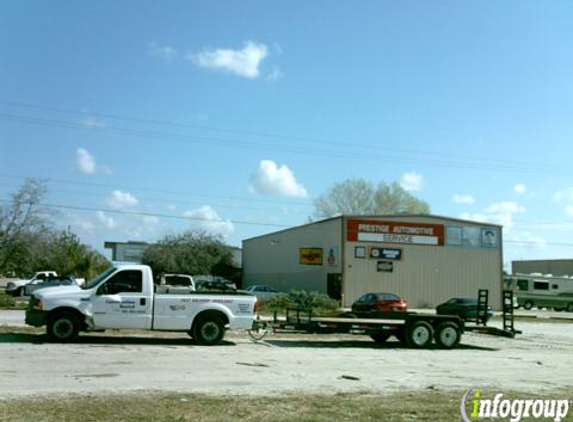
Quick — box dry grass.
[0,289,28,310]
[1,389,572,422]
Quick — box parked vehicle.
[6,271,58,296]
[351,292,407,313]
[436,297,493,322]
[24,276,78,296]
[25,265,258,345]
[245,285,284,300]
[155,273,195,294]
[195,277,237,292]
[504,274,573,311]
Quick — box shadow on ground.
[260,339,498,351]
[0,332,236,347]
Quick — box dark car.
[436,297,493,322]
[351,292,408,313]
[196,279,237,292]
[24,276,77,296]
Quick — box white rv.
[504,273,573,312]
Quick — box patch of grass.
[1,389,572,422]
[0,289,27,310]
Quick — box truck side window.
[98,270,143,295]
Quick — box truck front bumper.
[25,309,47,327]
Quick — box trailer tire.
[47,311,80,342]
[523,301,533,310]
[406,321,434,348]
[434,322,461,349]
[370,332,390,344]
[192,315,225,345]
[395,329,407,345]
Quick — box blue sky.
[1,1,572,269]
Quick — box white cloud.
[514,183,527,194]
[460,201,525,230]
[149,41,178,60]
[76,148,112,175]
[105,190,139,209]
[96,211,116,229]
[183,206,234,237]
[566,205,573,217]
[267,66,283,81]
[553,188,573,217]
[249,160,308,198]
[453,194,476,205]
[400,172,424,192]
[81,115,106,130]
[189,41,268,79]
[77,148,96,174]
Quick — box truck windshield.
[82,267,116,290]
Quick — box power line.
[0,99,553,169]
[0,199,293,229]
[0,109,565,174]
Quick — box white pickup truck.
[25,264,258,345]
[6,271,58,296]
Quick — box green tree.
[142,229,237,279]
[312,179,430,220]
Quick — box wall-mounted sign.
[299,248,323,265]
[370,247,402,260]
[327,246,339,265]
[354,246,366,259]
[347,219,444,246]
[445,225,499,249]
[377,261,394,272]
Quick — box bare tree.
[0,179,51,274]
[312,179,430,220]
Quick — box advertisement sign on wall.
[347,219,444,246]
[299,248,323,265]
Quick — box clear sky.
[1,1,572,269]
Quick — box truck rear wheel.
[47,311,80,342]
[434,322,461,349]
[407,321,433,348]
[193,316,225,345]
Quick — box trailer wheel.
[370,332,390,343]
[395,329,407,345]
[47,311,80,342]
[407,321,433,348]
[523,301,533,310]
[193,316,225,345]
[434,322,461,349]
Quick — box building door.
[327,273,342,301]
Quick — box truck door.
[91,269,152,329]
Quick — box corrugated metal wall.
[342,215,503,309]
[243,218,342,293]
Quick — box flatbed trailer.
[249,290,520,348]
[250,308,465,349]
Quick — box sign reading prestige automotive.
[347,219,444,246]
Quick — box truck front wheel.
[193,316,225,345]
[47,311,80,342]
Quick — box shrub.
[258,290,340,316]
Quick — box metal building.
[512,259,573,277]
[242,214,503,309]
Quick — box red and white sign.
[347,219,444,246]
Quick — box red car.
[351,292,408,312]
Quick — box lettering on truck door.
[91,269,152,329]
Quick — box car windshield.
[82,267,116,290]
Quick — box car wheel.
[193,315,225,345]
[434,322,461,349]
[406,321,434,348]
[370,332,390,344]
[523,301,534,310]
[47,311,80,342]
[12,287,23,297]
[553,307,564,312]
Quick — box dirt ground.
[0,316,571,398]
